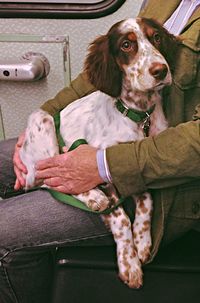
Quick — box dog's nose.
[149,63,168,80]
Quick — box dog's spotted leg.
[102,207,143,289]
[133,192,153,264]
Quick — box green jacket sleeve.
[40,72,96,116]
[106,121,200,197]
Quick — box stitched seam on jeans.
[1,232,113,256]
[1,263,19,303]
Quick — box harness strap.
[42,112,128,214]
[54,111,65,152]
[43,187,130,214]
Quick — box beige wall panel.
[0,0,143,139]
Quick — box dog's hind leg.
[20,109,59,190]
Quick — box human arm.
[40,72,96,116]
[106,120,200,196]
[36,120,200,196]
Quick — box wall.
[0,0,143,139]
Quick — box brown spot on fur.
[127,32,137,42]
[137,196,148,214]
[130,250,136,258]
[133,232,137,239]
[101,215,111,228]
[136,210,141,216]
[121,218,130,227]
[122,247,131,271]
[140,246,151,263]
[82,191,90,197]
[114,232,124,239]
[112,210,122,218]
[142,225,150,232]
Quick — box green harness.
[48,101,155,214]
[44,112,127,214]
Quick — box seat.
[52,230,200,303]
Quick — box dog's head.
[84,18,180,97]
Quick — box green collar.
[115,98,156,123]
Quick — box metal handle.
[0,52,50,81]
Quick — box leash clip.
[122,107,129,117]
[142,112,151,137]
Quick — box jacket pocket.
[174,45,199,90]
[170,180,200,219]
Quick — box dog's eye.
[153,32,161,44]
[121,40,134,52]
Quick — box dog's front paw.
[117,244,143,289]
[74,188,111,212]
[119,267,143,289]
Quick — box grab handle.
[0,52,50,81]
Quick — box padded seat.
[52,230,200,303]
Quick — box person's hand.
[35,145,104,195]
[13,131,27,190]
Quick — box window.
[0,0,126,18]
[0,1,102,2]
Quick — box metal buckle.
[122,107,129,117]
[142,112,151,137]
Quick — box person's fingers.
[36,155,62,170]
[43,177,62,187]
[14,175,25,190]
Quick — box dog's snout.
[149,63,168,81]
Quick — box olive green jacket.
[41,0,200,260]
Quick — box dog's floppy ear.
[84,34,122,97]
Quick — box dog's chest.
[60,91,144,149]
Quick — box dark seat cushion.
[52,230,200,303]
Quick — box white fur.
[20,18,172,288]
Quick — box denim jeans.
[1,139,200,303]
[0,138,113,303]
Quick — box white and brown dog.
[20,18,179,288]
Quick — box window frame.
[0,0,126,19]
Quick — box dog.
[20,18,179,288]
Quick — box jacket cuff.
[106,143,147,197]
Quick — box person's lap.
[1,137,199,257]
[0,137,199,303]
[0,137,113,261]
[0,138,114,302]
